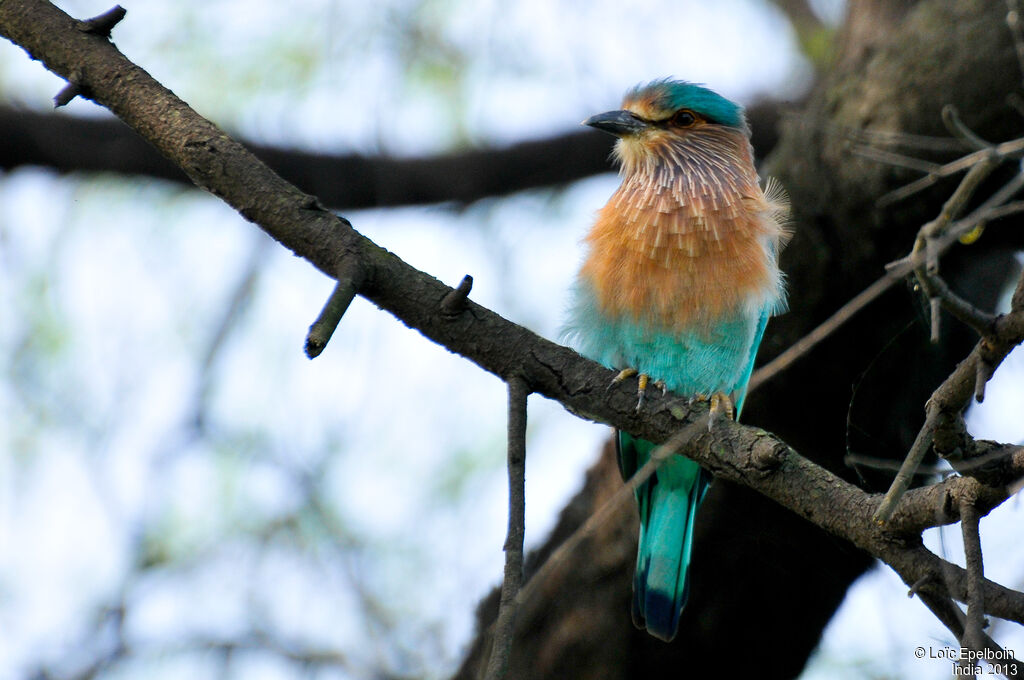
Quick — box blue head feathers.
[624,78,745,129]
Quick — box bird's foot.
[708,392,736,431]
[609,369,665,412]
[609,367,638,387]
[686,392,735,430]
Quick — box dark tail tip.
[632,573,686,642]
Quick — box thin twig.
[76,5,126,37]
[304,260,361,359]
[925,275,998,338]
[1008,0,1024,86]
[441,274,474,315]
[483,376,529,680]
[875,137,1024,206]
[850,145,945,174]
[844,451,949,476]
[843,123,970,152]
[975,356,995,403]
[929,296,942,343]
[943,105,992,151]
[954,444,1024,477]
[874,405,938,524]
[961,498,986,652]
[916,154,998,266]
[889,172,1024,274]
[54,74,83,108]
[909,155,999,343]
[977,199,1024,222]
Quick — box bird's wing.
[733,307,770,417]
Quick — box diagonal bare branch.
[483,376,529,680]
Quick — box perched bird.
[563,79,787,642]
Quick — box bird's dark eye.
[671,109,698,127]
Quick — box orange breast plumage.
[579,125,786,333]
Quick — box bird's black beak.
[582,109,648,137]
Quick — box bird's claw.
[684,392,735,429]
[635,373,649,412]
[608,368,656,412]
[707,392,736,431]
[608,368,638,389]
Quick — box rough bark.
[456,1,1024,678]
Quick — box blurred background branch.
[0,101,785,209]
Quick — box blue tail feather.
[619,431,710,642]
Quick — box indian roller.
[563,79,787,642]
